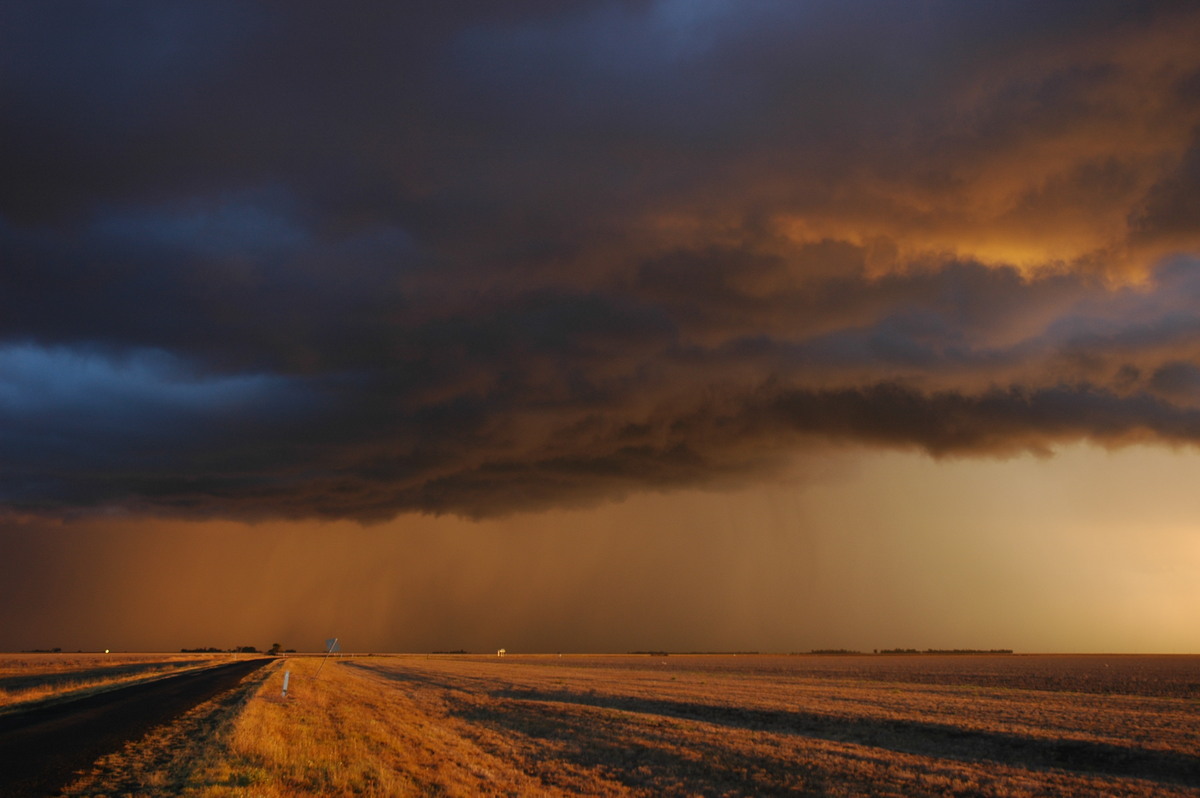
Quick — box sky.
[2,1,1200,654]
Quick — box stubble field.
[42,652,1200,797]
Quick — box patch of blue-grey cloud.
[90,190,310,260]
[449,0,734,105]
[0,344,291,418]
[1,1,260,122]
[0,343,319,508]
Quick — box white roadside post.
[282,670,291,699]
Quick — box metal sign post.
[314,637,340,679]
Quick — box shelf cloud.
[3,1,1200,520]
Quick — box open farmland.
[53,653,1200,797]
[0,653,230,712]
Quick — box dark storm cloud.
[3,1,1200,519]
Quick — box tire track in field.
[0,658,271,798]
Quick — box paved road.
[0,658,272,797]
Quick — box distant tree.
[233,645,259,654]
[268,642,283,656]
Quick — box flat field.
[55,652,1200,797]
[0,653,227,711]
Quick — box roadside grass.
[61,660,279,797]
[188,656,549,796]
[0,653,228,712]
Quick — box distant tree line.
[180,643,295,655]
[875,648,1014,655]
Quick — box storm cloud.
[3,1,1200,520]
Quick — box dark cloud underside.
[2,1,1200,520]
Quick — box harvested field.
[0,653,229,711]
[71,653,1198,797]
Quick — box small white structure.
[497,648,506,657]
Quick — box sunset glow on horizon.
[3,1,1200,654]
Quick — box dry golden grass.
[81,653,1199,797]
[186,656,551,797]
[0,653,228,711]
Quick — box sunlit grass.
[188,657,548,796]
